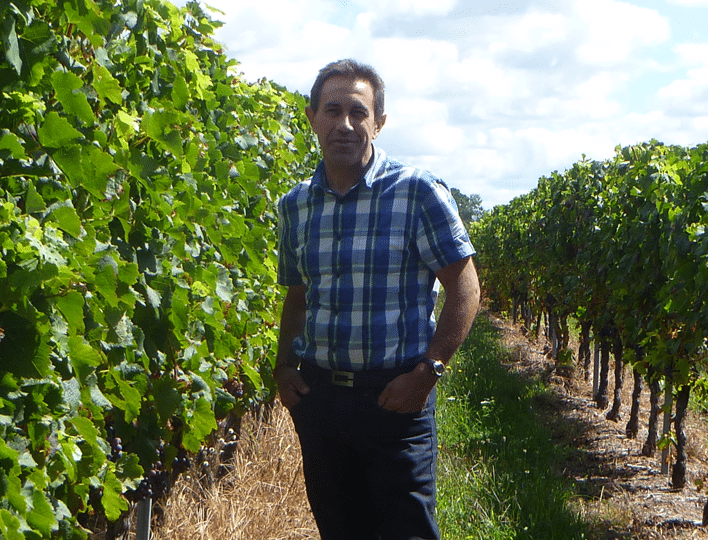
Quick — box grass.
[148,406,318,540]
[436,313,589,540]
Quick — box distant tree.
[451,188,485,224]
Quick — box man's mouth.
[330,140,358,152]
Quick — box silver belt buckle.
[331,370,355,387]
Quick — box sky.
[173,0,708,209]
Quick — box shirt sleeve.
[277,194,305,287]
[416,179,475,273]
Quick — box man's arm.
[377,256,480,413]
[425,255,480,363]
[273,285,310,409]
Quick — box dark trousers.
[289,365,439,540]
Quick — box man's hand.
[377,362,437,414]
[274,365,310,409]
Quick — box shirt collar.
[311,145,387,193]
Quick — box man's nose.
[338,114,354,131]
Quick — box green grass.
[436,314,588,540]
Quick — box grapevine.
[0,0,317,537]
[471,140,708,495]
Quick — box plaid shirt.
[277,146,474,371]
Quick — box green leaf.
[92,64,123,105]
[68,335,103,384]
[53,143,118,197]
[95,264,119,308]
[143,109,183,159]
[241,360,263,392]
[114,453,143,490]
[51,144,83,186]
[0,131,25,159]
[108,371,142,422]
[101,467,129,522]
[215,266,234,302]
[114,110,139,148]
[24,183,46,214]
[59,440,81,482]
[0,509,25,540]
[56,290,85,334]
[172,73,189,110]
[1,16,22,75]
[83,145,120,197]
[69,416,100,448]
[26,488,56,538]
[38,112,83,148]
[51,205,82,238]
[51,71,95,125]
[183,397,217,452]
[152,378,182,423]
[0,439,25,513]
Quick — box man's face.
[306,76,385,173]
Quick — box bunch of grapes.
[224,377,244,399]
[106,424,123,462]
[126,442,192,503]
[171,445,191,475]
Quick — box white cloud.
[373,38,460,96]
[353,0,457,17]
[380,98,465,155]
[657,66,708,115]
[572,72,626,118]
[487,10,569,55]
[674,43,708,66]
[455,54,543,122]
[693,116,708,133]
[574,0,670,65]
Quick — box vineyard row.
[470,140,708,515]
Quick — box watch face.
[431,360,445,377]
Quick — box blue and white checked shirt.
[277,146,474,372]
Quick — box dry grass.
[150,403,318,540]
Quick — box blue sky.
[174,0,708,209]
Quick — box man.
[274,59,480,540]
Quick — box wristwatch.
[421,357,446,378]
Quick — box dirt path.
[490,312,708,539]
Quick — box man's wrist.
[418,357,446,378]
[274,357,300,377]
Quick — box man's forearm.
[425,256,480,364]
[275,285,307,369]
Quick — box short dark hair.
[309,59,385,122]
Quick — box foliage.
[0,0,317,537]
[451,187,485,225]
[471,140,708,394]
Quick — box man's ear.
[373,114,387,139]
[305,106,315,126]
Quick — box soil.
[489,311,708,540]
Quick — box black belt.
[299,360,413,388]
